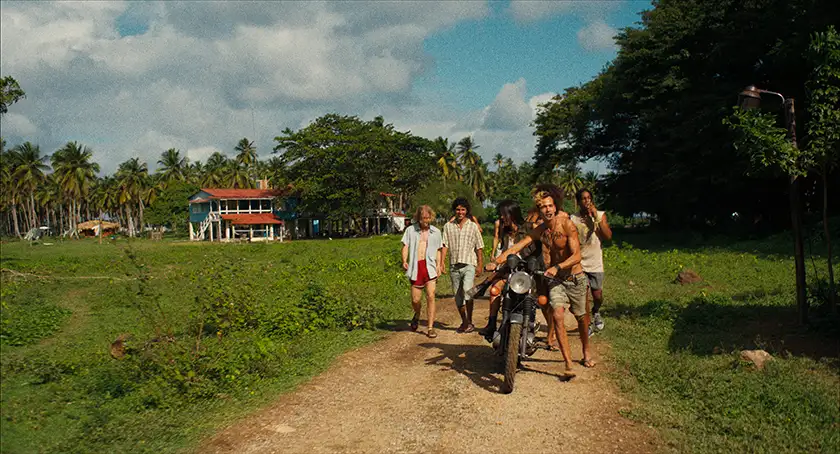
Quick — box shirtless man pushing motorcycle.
[492,184,595,373]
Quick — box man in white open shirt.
[571,189,613,336]
[401,205,443,338]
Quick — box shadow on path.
[418,341,506,394]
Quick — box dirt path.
[199,298,658,454]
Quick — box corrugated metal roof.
[220,213,284,225]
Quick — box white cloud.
[1,1,558,174]
[577,20,618,51]
[391,80,556,164]
[482,78,533,131]
[186,146,223,164]
[508,1,581,23]
[0,1,493,173]
[508,0,620,23]
[0,112,38,137]
[508,1,621,54]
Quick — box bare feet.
[581,358,596,368]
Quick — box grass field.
[600,229,840,453]
[0,237,411,453]
[1,230,838,453]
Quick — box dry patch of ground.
[199,299,658,454]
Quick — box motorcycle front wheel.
[502,323,522,394]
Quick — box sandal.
[427,329,438,339]
[462,324,475,334]
[581,358,597,368]
[410,314,420,332]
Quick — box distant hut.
[77,220,120,237]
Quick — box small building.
[77,220,120,237]
[360,192,406,234]
[188,188,287,242]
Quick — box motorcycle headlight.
[508,271,533,294]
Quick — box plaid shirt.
[442,219,484,266]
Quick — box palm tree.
[11,142,50,232]
[432,137,459,181]
[463,156,491,202]
[265,156,286,189]
[493,153,505,171]
[116,158,149,237]
[457,136,480,177]
[35,174,62,233]
[157,148,188,187]
[225,161,253,189]
[202,152,228,187]
[582,171,599,194]
[234,138,257,167]
[1,146,22,237]
[187,160,203,185]
[51,142,100,236]
[557,165,583,210]
[92,176,119,223]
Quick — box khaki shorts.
[548,273,588,317]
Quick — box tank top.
[571,211,604,272]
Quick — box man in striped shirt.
[441,197,485,333]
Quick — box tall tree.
[1,145,22,237]
[225,161,253,189]
[493,153,505,171]
[156,148,188,187]
[432,137,459,181]
[533,0,840,228]
[557,165,583,210]
[274,114,432,221]
[116,158,149,237]
[234,137,257,184]
[51,142,99,235]
[806,25,839,313]
[202,152,228,187]
[234,138,257,167]
[457,136,480,176]
[10,142,50,232]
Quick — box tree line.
[0,115,598,238]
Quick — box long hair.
[451,197,471,218]
[497,199,524,233]
[575,188,592,205]
[532,183,565,211]
[413,205,435,223]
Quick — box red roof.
[220,213,284,225]
[202,188,281,199]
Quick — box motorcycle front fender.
[508,313,524,324]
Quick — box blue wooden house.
[188,188,287,242]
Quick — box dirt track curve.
[199,298,658,454]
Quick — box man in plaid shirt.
[441,197,484,333]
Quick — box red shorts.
[411,260,437,288]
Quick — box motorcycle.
[474,253,543,393]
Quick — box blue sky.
[418,1,644,110]
[0,1,651,174]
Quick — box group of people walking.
[400,183,612,374]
